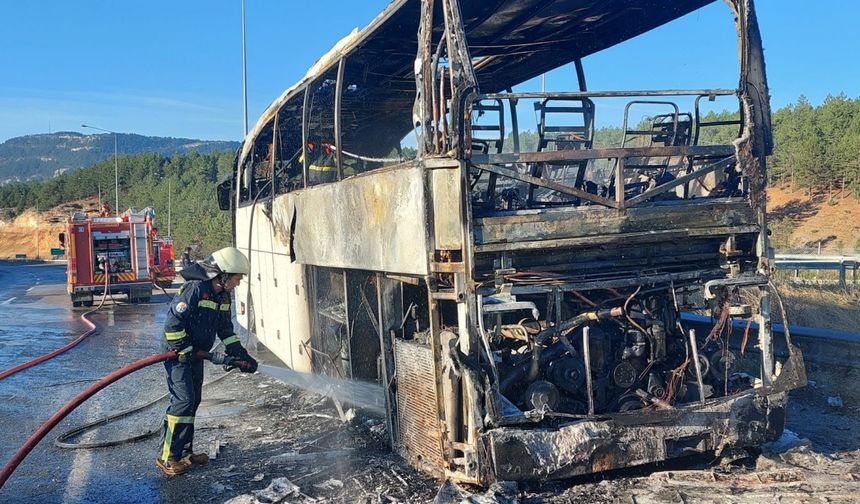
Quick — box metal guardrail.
[774,254,859,286]
[681,313,860,369]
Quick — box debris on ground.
[223,496,257,504]
[829,395,845,408]
[434,480,519,504]
[313,478,344,491]
[761,429,808,454]
[224,477,303,504]
[267,449,353,465]
[256,477,302,503]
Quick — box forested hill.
[0,132,239,183]
[0,151,235,254]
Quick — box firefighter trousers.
[159,358,204,462]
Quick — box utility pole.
[242,0,249,136]
[82,124,120,214]
[167,178,172,237]
[113,133,118,213]
[35,204,40,260]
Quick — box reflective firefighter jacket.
[163,262,248,359]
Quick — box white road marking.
[62,401,99,503]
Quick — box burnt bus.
[222,0,805,484]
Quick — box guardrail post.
[839,261,847,288]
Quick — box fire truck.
[63,208,161,306]
[151,237,176,288]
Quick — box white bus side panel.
[291,165,430,276]
[235,202,313,373]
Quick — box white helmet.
[208,247,250,275]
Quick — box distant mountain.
[0,132,240,183]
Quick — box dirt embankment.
[0,198,100,259]
[768,186,860,253]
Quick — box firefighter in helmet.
[156,246,258,476]
[303,140,337,185]
[180,247,193,269]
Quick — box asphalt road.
[0,262,432,504]
[0,262,177,502]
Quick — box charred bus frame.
[223,0,806,484]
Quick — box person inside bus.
[304,140,337,185]
[156,247,258,476]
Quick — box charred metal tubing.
[527,342,544,382]
[0,272,111,381]
[500,341,566,393]
[688,329,707,405]
[0,350,230,488]
[582,326,595,416]
[527,307,623,382]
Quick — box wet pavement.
[3,262,860,503]
[0,262,435,504]
[0,262,171,503]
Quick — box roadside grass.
[770,281,860,333]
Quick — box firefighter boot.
[183,452,209,465]
[156,457,192,476]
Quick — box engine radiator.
[394,339,444,471]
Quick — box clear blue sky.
[0,0,856,142]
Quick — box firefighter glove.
[176,346,194,364]
[223,355,257,373]
[241,355,258,373]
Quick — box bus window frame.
[237,130,275,208]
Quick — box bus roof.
[240,0,717,163]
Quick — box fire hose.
[0,271,112,381]
[0,267,177,381]
[0,350,252,489]
[53,361,232,450]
